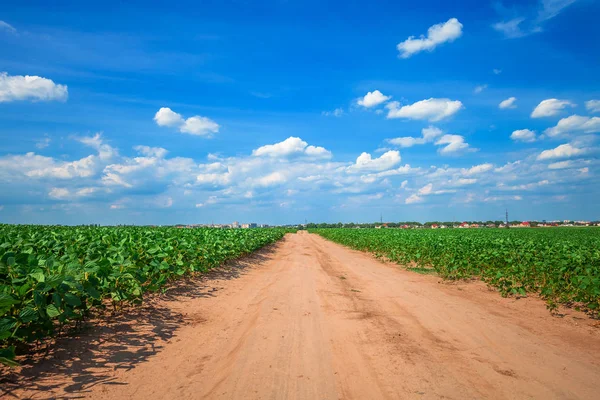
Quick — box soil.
[2,231,600,399]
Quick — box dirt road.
[4,231,600,399]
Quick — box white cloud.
[322,108,344,117]
[386,136,425,148]
[511,129,537,143]
[252,137,331,159]
[305,145,331,158]
[435,134,473,155]
[462,163,493,176]
[0,21,16,34]
[493,18,526,38]
[498,180,549,191]
[386,98,463,121]
[154,107,184,127]
[418,183,433,195]
[48,188,70,200]
[494,1,578,38]
[405,194,424,204]
[537,143,585,160]
[493,68,502,74]
[537,0,578,22]
[154,107,219,137]
[400,180,408,189]
[347,151,401,173]
[585,100,600,113]
[544,115,600,137]
[254,171,287,187]
[75,133,117,160]
[499,97,517,109]
[548,160,572,169]
[180,116,220,136]
[0,135,115,180]
[36,135,51,149]
[357,90,391,108]
[0,72,68,102]
[387,126,443,148]
[531,98,575,118]
[397,18,463,58]
[134,145,168,158]
[474,84,488,94]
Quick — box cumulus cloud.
[254,171,287,187]
[387,126,443,148]
[252,137,332,159]
[386,98,463,121]
[462,163,494,176]
[154,107,219,137]
[0,72,68,102]
[397,18,463,58]
[548,160,572,169]
[405,194,424,204]
[531,99,575,118]
[134,145,168,158]
[499,97,517,109]
[585,100,600,113]
[357,90,391,108]
[435,134,474,155]
[347,151,401,173]
[544,115,600,137]
[180,116,220,136]
[154,107,184,127]
[511,129,537,143]
[537,143,586,160]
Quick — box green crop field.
[0,225,290,366]
[310,227,600,314]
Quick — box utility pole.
[380,212,383,224]
[505,209,509,228]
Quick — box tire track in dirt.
[3,231,600,400]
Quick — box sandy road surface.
[3,231,600,399]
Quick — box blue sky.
[1,0,599,225]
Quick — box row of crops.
[0,225,291,366]
[310,228,600,313]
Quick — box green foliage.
[310,228,600,313]
[0,225,290,366]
